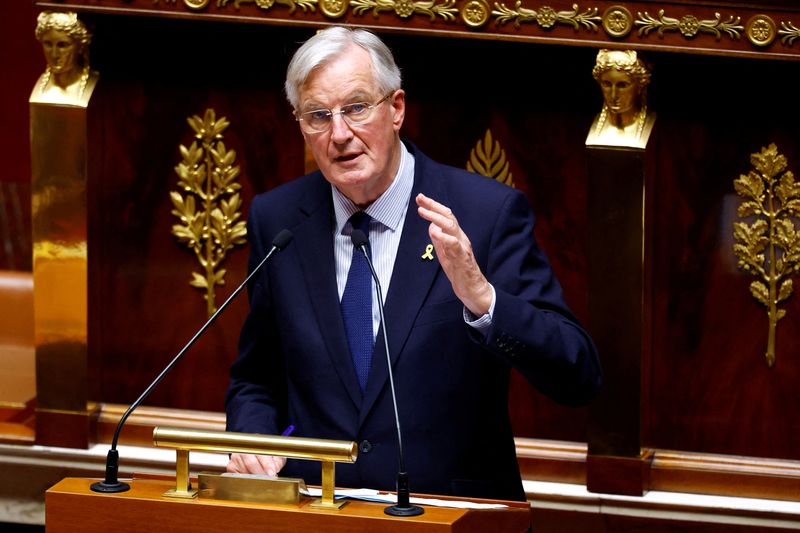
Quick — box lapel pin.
[421,244,434,261]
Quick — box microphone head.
[351,229,369,248]
[272,229,293,250]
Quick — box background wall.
[6,4,800,468]
[0,4,38,270]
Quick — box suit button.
[359,440,373,453]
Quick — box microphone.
[91,228,293,493]
[351,229,424,517]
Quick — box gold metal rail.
[152,426,358,509]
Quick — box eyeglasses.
[296,93,393,134]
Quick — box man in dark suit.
[225,26,602,502]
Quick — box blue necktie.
[341,212,374,391]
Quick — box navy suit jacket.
[225,141,602,501]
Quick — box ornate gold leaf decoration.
[466,129,514,188]
[221,0,318,15]
[733,143,800,368]
[745,14,776,47]
[184,0,211,9]
[171,109,247,318]
[779,21,800,46]
[492,2,600,31]
[602,5,633,38]
[320,0,349,18]
[636,10,743,41]
[350,0,457,21]
[462,0,491,28]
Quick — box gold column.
[29,11,100,448]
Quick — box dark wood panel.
[0,4,37,271]
[85,18,305,412]
[645,52,800,460]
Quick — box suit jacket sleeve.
[471,187,602,406]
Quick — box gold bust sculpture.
[30,11,98,106]
[586,49,655,149]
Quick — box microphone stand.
[91,229,292,493]
[352,230,424,517]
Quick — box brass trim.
[183,0,211,9]
[602,5,633,38]
[90,0,800,60]
[319,0,349,18]
[153,426,357,507]
[198,472,307,505]
[226,0,319,14]
[492,3,601,32]
[462,0,491,28]
[779,21,800,46]
[746,14,776,47]
[153,426,358,461]
[350,0,457,21]
[635,9,743,41]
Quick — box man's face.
[297,44,405,207]
[41,29,77,74]
[599,68,638,115]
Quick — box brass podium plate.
[198,472,307,505]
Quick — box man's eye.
[345,103,369,115]
[308,110,331,121]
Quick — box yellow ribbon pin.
[421,244,434,261]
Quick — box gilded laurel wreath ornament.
[220,0,318,14]
[636,10,743,40]
[733,143,800,368]
[171,109,247,318]
[350,0,457,21]
[492,2,600,31]
[466,129,514,188]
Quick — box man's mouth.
[336,153,360,163]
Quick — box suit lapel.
[359,151,446,425]
[293,177,363,410]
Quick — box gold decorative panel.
[466,129,514,188]
[171,109,247,318]
[733,143,800,368]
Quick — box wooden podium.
[46,477,531,532]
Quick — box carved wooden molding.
[35,0,800,61]
[516,437,800,502]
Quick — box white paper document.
[302,487,509,509]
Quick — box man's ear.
[391,89,406,131]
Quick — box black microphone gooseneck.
[351,229,424,517]
[90,229,293,493]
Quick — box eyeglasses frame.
[295,92,395,134]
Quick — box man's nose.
[329,113,353,142]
